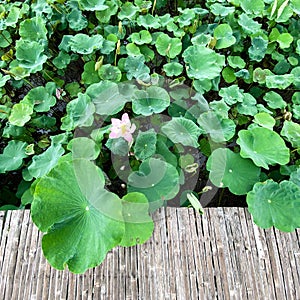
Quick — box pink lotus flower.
[109,113,136,144]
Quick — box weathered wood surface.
[0,208,300,300]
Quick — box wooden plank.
[1,208,300,300]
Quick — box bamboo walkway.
[0,208,300,300]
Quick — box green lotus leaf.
[9,101,34,127]
[240,0,264,15]
[253,112,276,130]
[120,192,154,247]
[266,74,294,89]
[213,24,236,49]
[219,85,244,105]
[67,137,101,160]
[29,115,56,129]
[291,0,300,13]
[237,93,257,116]
[137,14,161,29]
[253,68,273,84]
[0,30,12,48]
[176,8,195,27]
[293,105,300,120]
[292,92,300,105]
[118,2,139,20]
[126,43,141,56]
[247,180,300,232]
[155,33,182,59]
[79,0,108,10]
[19,16,47,42]
[163,62,183,76]
[222,67,236,83]
[263,91,286,109]
[128,158,180,211]
[24,85,56,112]
[134,129,157,160]
[31,159,124,273]
[67,8,88,31]
[191,33,211,46]
[27,144,65,179]
[95,0,119,23]
[0,74,10,87]
[61,93,95,131]
[227,56,246,69]
[161,117,201,148]
[249,36,268,62]
[197,111,236,143]
[291,67,300,88]
[237,127,290,169]
[234,69,250,80]
[238,13,261,34]
[210,3,235,16]
[132,86,170,116]
[183,45,225,80]
[207,148,261,195]
[52,51,71,70]
[69,34,104,54]
[98,64,122,82]
[0,140,28,173]
[81,61,100,85]
[124,55,150,80]
[86,81,127,115]
[277,33,293,49]
[290,168,300,186]
[130,30,152,45]
[106,137,129,156]
[15,40,47,74]
[209,100,230,119]
[0,105,11,120]
[280,121,300,148]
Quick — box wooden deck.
[0,208,300,300]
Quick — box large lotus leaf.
[266,74,294,89]
[86,81,127,115]
[67,137,101,160]
[128,158,180,211]
[238,13,261,34]
[15,40,47,73]
[219,85,244,105]
[237,127,290,169]
[197,111,236,143]
[24,86,56,112]
[207,148,261,195]
[263,91,286,109]
[9,101,34,127]
[31,159,124,273]
[213,24,236,49]
[120,193,154,247]
[19,16,47,42]
[156,33,182,59]
[132,86,170,116]
[247,180,300,232]
[0,141,28,173]
[134,129,157,160]
[61,93,95,131]
[248,36,268,62]
[124,55,150,80]
[130,30,152,45]
[240,0,264,15]
[69,34,104,54]
[98,64,122,82]
[79,0,108,11]
[67,8,88,31]
[280,121,300,148]
[27,144,65,180]
[161,117,201,147]
[182,45,225,80]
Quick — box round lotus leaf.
[161,117,201,147]
[253,112,276,130]
[237,127,290,169]
[247,180,300,232]
[67,137,101,160]
[263,91,286,109]
[183,45,225,80]
[163,62,183,77]
[280,120,300,148]
[132,86,170,116]
[134,129,157,160]
[265,74,294,89]
[31,159,124,273]
[98,64,122,82]
[156,33,182,59]
[213,24,236,49]
[69,34,104,54]
[80,0,108,11]
[207,148,260,194]
[128,158,180,212]
[130,30,152,45]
